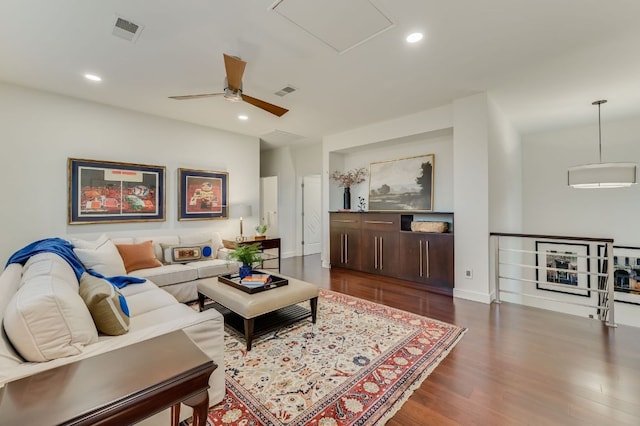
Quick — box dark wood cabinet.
[329,213,361,270]
[398,232,454,293]
[330,212,454,294]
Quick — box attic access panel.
[270,0,395,54]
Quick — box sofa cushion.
[72,235,126,277]
[128,264,199,287]
[189,258,238,279]
[115,241,162,273]
[4,275,99,362]
[79,273,130,336]
[160,241,214,264]
[124,287,179,317]
[21,252,79,291]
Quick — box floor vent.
[112,15,144,42]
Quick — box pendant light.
[568,100,637,188]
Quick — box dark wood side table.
[0,330,215,426]
[223,236,281,272]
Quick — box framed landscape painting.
[178,168,228,221]
[68,158,165,224]
[535,241,590,297]
[368,154,434,212]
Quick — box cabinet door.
[399,232,454,292]
[329,213,361,270]
[424,233,454,289]
[361,230,398,276]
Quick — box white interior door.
[302,174,321,255]
[260,176,278,237]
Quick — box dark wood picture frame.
[68,158,165,224]
[178,168,228,221]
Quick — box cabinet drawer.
[361,214,399,231]
[330,213,360,229]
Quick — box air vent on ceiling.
[274,85,297,97]
[112,15,144,43]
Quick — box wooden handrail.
[490,232,613,243]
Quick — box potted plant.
[227,242,263,278]
[255,223,268,239]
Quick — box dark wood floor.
[280,254,640,426]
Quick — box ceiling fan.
[169,53,289,117]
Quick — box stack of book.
[240,273,272,287]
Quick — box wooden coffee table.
[0,330,215,426]
[197,274,319,350]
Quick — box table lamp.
[234,204,252,241]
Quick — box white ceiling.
[2,1,640,150]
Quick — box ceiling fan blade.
[223,53,246,91]
[168,93,224,100]
[242,94,289,117]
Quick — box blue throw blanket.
[6,237,145,288]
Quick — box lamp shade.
[568,162,637,188]
[232,204,252,218]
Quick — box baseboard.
[453,288,492,304]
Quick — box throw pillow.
[79,273,130,336]
[73,236,127,277]
[115,240,162,273]
[160,241,215,264]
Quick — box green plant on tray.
[227,242,263,267]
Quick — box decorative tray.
[218,273,288,294]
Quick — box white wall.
[260,146,296,258]
[520,115,640,326]
[0,82,260,265]
[452,94,491,302]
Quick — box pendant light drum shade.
[568,162,637,188]
[568,100,637,189]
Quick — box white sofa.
[72,231,239,303]
[0,238,227,424]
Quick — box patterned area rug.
[191,289,465,426]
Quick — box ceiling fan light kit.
[169,53,289,117]
[568,100,637,189]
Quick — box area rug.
[190,289,465,426]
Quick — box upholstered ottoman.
[197,275,319,350]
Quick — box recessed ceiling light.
[84,73,102,82]
[238,114,248,121]
[406,32,424,43]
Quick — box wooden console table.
[223,236,281,272]
[0,330,216,426]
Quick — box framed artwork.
[68,158,165,224]
[178,168,228,221]
[535,241,591,297]
[368,154,434,212]
[597,245,640,305]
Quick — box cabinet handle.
[333,220,356,223]
[364,220,394,224]
[340,234,344,263]
[419,240,423,277]
[425,240,430,278]
[345,234,349,263]
[379,237,383,270]
[374,236,378,269]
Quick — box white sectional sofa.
[0,232,234,424]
